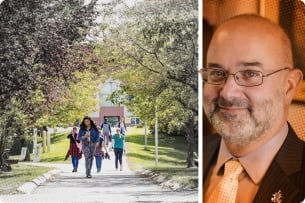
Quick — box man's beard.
[203,92,285,146]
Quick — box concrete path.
[0,152,198,203]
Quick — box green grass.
[0,131,68,194]
[125,127,198,189]
[39,131,70,163]
[0,164,52,194]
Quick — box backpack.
[102,123,110,133]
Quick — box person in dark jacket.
[78,116,100,178]
[66,127,82,172]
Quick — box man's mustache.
[215,96,252,110]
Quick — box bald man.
[202,14,305,202]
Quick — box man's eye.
[210,70,226,77]
[243,70,260,78]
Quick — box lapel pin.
[271,190,283,203]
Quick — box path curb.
[138,169,181,191]
[17,169,60,194]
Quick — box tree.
[97,0,198,167]
[0,0,102,169]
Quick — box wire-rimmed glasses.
[199,67,290,87]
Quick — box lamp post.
[144,120,148,150]
[155,104,158,167]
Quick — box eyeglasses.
[200,67,291,87]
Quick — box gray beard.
[204,96,284,146]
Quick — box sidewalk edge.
[17,169,60,194]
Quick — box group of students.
[66,116,127,178]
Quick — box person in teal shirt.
[112,128,125,171]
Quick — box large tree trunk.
[186,119,197,168]
[0,133,5,170]
[0,130,12,171]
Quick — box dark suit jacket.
[203,123,305,202]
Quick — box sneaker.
[87,175,92,178]
[120,165,123,171]
[72,169,75,172]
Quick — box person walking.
[101,118,112,150]
[66,127,82,172]
[78,116,100,178]
[119,117,127,154]
[94,136,108,173]
[112,128,125,171]
[118,117,127,135]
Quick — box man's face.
[203,22,288,145]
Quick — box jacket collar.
[253,123,304,202]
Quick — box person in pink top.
[94,136,108,173]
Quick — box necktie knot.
[224,159,243,178]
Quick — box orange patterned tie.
[208,159,243,203]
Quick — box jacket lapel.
[253,160,299,203]
[253,124,304,202]
[203,135,221,182]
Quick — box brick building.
[90,79,134,128]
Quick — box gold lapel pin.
[271,190,283,203]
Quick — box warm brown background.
[202,0,305,140]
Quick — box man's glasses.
[199,67,291,87]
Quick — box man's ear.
[285,68,303,104]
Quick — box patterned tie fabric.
[207,159,243,203]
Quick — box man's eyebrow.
[239,61,263,68]
[206,63,223,69]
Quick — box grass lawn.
[0,131,68,195]
[0,164,52,194]
[125,127,198,189]
[39,131,70,163]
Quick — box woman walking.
[78,116,100,178]
[67,127,82,172]
[118,117,127,135]
[118,117,127,154]
[94,135,108,173]
[112,128,125,171]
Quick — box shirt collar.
[215,123,288,184]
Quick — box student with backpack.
[94,135,108,173]
[101,118,112,149]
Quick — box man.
[202,14,305,202]
[101,118,112,148]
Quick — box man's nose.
[219,74,242,98]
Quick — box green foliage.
[97,0,198,137]
[0,0,103,168]
[94,0,198,167]
[36,70,103,127]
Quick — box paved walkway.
[0,152,198,203]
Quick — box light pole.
[144,120,148,150]
[154,104,158,167]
